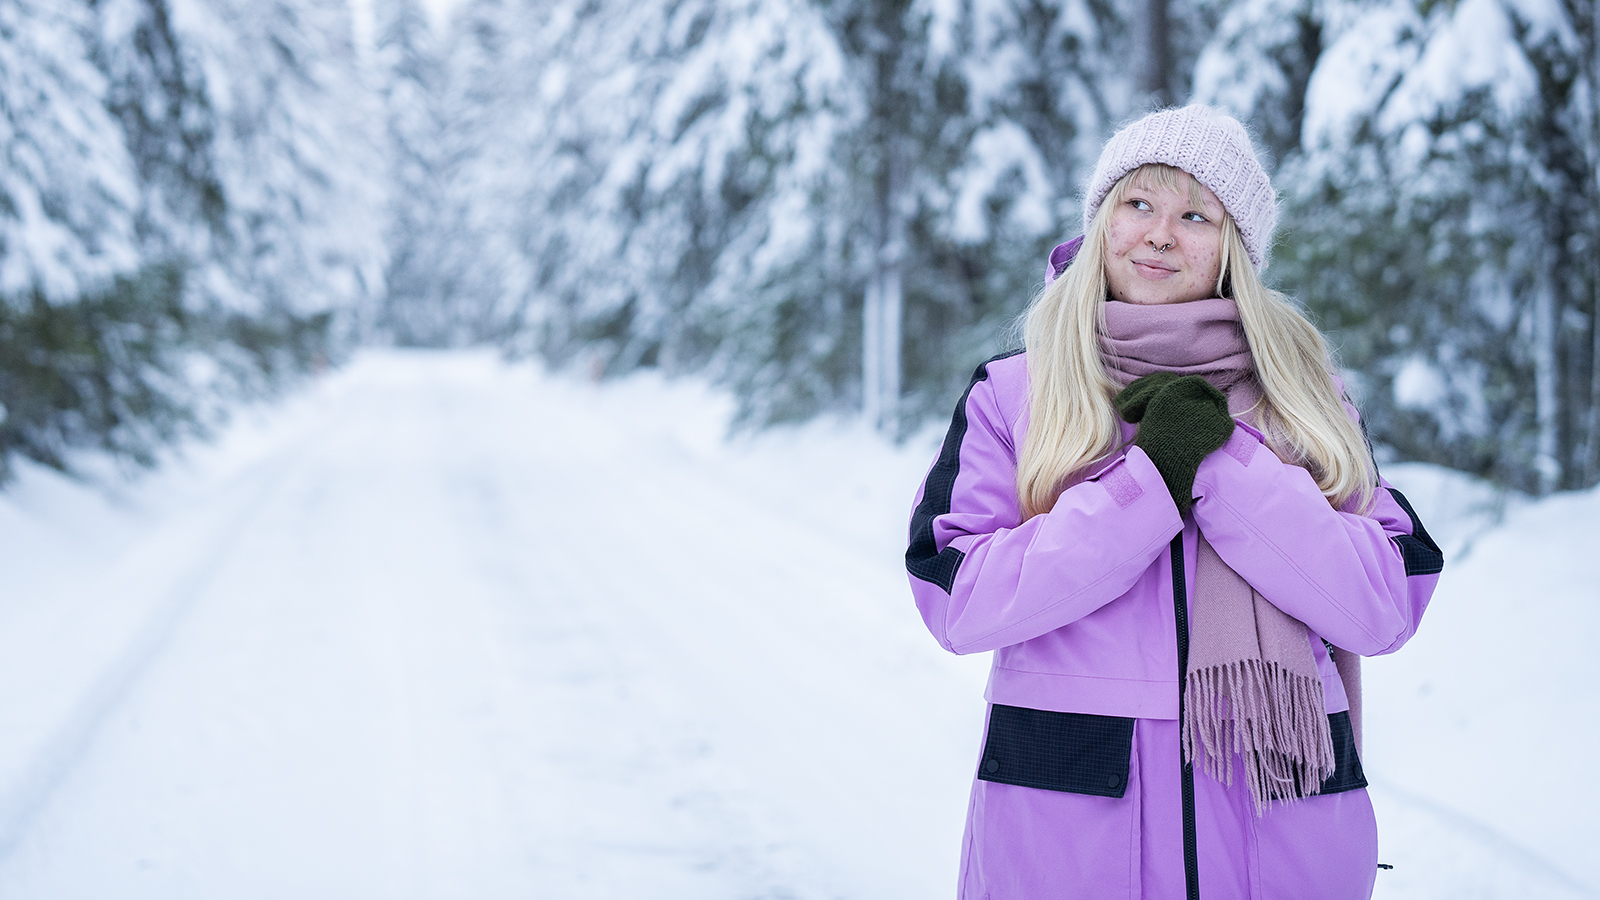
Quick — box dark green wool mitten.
[1112,371,1183,424]
[1114,374,1235,514]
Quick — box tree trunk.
[1586,0,1600,485]
[863,263,883,429]
[863,141,906,435]
[1533,281,1561,493]
[860,5,907,437]
[1143,0,1172,106]
[880,147,906,435]
[1588,270,1599,485]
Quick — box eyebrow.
[1113,164,1222,214]
[1126,177,1209,209]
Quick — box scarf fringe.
[1182,660,1336,814]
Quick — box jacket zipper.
[1171,534,1201,900]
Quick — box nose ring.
[1157,242,1172,253]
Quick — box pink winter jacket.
[905,351,1442,721]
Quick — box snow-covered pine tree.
[92,0,229,273]
[462,0,1166,432]
[1497,0,1598,491]
[465,0,848,388]
[372,0,465,346]
[1192,0,1329,168]
[0,0,139,302]
[1577,0,1600,485]
[699,0,1111,431]
[436,0,541,348]
[167,0,384,371]
[1223,0,1600,492]
[640,0,854,416]
[973,0,1127,211]
[823,0,939,433]
[724,0,1234,432]
[714,0,1000,432]
[459,0,664,372]
[428,0,524,344]
[0,0,185,480]
[1,0,387,484]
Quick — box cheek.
[1193,244,1222,284]
[1105,218,1137,255]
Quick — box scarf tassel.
[1182,660,1337,814]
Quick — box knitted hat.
[1082,105,1277,270]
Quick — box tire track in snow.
[0,352,985,897]
[414,395,835,897]
[1367,778,1599,899]
[446,381,983,899]
[0,426,331,860]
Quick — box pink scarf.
[1101,298,1357,811]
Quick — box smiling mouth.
[1133,259,1178,274]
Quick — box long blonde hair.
[1016,164,1375,519]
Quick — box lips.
[1132,258,1178,275]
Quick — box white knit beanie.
[1082,105,1277,270]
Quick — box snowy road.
[0,352,988,898]
[0,350,1595,898]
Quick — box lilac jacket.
[906,351,1442,720]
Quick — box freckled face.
[1103,172,1226,306]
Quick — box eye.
[1183,211,1209,223]
[1129,198,1152,211]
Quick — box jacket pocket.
[1317,709,1368,795]
[977,704,1135,798]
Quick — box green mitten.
[1123,375,1235,514]
[1113,372,1183,424]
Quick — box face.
[1103,171,1226,305]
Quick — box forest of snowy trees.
[0,0,381,481]
[3,0,1599,493]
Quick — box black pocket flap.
[977,704,1135,798]
[1318,710,1368,795]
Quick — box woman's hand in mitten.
[1117,375,1235,514]
[1112,371,1182,424]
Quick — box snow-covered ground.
[0,349,1594,898]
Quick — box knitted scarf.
[1100,297,1356,811]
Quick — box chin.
[1122,293,1194,306]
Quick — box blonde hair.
[1016,165,1375,519]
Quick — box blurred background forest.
[3,0,1598,495]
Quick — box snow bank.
[1369,467,1600,897]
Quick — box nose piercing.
[1157,242,1172,253]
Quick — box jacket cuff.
[1083,445,1184,526]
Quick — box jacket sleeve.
[1190,424,1443,657]
[905,363,1184,655]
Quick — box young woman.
[905,105,1442,899]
